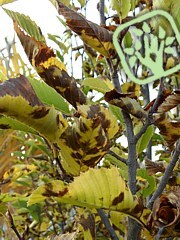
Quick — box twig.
[134,115,153,143]
[7,210,24,240]
[97,209,119,240]
[99,0,105,25]
[108,150,127,165]
[147,139,180,209]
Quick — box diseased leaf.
[145,158,165,175]
[111,0,131,19]
[105,89,147,120]
[14,22,86,109]
[28,167,151,227]
[4,8,45,42]
[154,113,180,149]
[80,213,95,240]
[148,187,180,238]
[157,90,180,113]
[82,77,113,94]
[137,169,156,197]
[0,115,36,133]
[58,105,120,176]
[56,1,116,58]
[28,77,70,114]
[0,75,68,142]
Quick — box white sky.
[0,0,100,77]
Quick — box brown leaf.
[105,89,147,119]
[145,159,165,175]
[14,22,86,109]
[148,187,180,237]
[144,88,180,113]
[154,113,180,149]
[56,0,116,58]
[157,90,180,113]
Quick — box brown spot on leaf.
[0,124,10,129]
[112,192,124,205]
[0,75,43,107]
[31,107,49,119]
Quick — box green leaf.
[28,77,70,114]
[123,31,133,48]
[77,0,85,7]
[3,8,45,42]
[0,0,17,5]
[136,125,154,155]
[137,169,156,197]
[82,77,113,94]
[0,115,36,133]
[28,167,151,226]
[135,39,142,51]
[111,0,131,19]
[109,105,124,124]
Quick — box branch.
[108,150,127,165]
[147,139,180,209]
[97,209,119,240]
[134,114,153,143]
[7,210,24,240]
[98,0,105,25]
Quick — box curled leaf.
[0,76,68,142]
[14,21,86,109]
[105,89,147,120]
[56,0,116,58]
[154,113,180,149]
[58,105,120,175]
[148,187,180,238]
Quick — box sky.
[0,0,100,77]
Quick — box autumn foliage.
[0,0,179,239]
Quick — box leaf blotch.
[112,192,124,205]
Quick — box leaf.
[148,187,180,238]
[0,75,68,142]
[14,22,86,109]
[158,26,166,39]
[157,90,180,113]
[4,8,45,42]
[111,0,131,19]
[164,47,174,55]
[28,167,151,227]
[0,115,36,133]
[129,56,137,68]
[137,169,156,197]
[154,113,180,149]
[58,105,119,176]
[56,1,116,58]
[105,89,148,120]
[0,0,17,5]
[123,31,133,48]
[82,77,113,94]
[136,125,154,155]
[28,77,69,114]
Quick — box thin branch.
[7,210,24,240]
[98,0,105,25]
[97,209,119,240]
[148,139,180,209]
[108,150,127,165]
[134,115,153,143]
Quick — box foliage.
[0,0,179,239]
